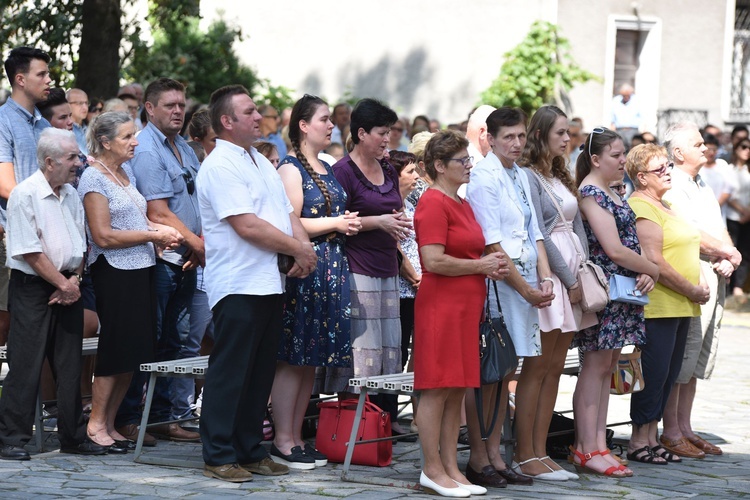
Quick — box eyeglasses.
[181,167,195,195]
[643,162,674,177]
[445,156,473,167]
[69,100,89,107]
[739,144,750,151]
[391,126,404,133]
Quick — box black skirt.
[91,255,156,376]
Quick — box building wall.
[201,0,557,123]
[560,0,731,133]
[201,0,731,132]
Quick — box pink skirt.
[538,228,598,333]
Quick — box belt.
[11,269,77,284]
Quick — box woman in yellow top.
[624,144,710,464]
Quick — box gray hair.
[663,121,699,161]
[86,111,133,157]
[37,128,77,170]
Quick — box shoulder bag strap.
[532,171,584,262]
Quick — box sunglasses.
[610,183,627,192]
[643,162,674,177]
[181,167,195,195]
[588,127,607,157]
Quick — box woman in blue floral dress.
[570,129,659,477]
[270,95,362,469]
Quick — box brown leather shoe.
[115,424,156,447]
[497,466,534,486]
[659,435,705,459]
[465,464,507,488]
[204,463,253,482]
[150,423,201,442]
[689,436,723,455]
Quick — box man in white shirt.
[660,122,741,459]
[610,83,642,148]
[197,85,316,482]
[458,104,495,198]
[0,128,106,460]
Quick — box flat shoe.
[539,455,578,480]
[453,479,487,495]
[512,458,568,481]
[465,464,507,488]
[688,436,723,455]
[626,446,667,464]
[419,471,470,498]
[495,466,533,486]
[114,439,136,451]
[659,435,705,459]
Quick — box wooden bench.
[0,337,99,451]
[134,356,209,467]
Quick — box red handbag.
[315,397,392,466]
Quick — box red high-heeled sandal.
[568,446,627,477]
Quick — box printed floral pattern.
[573,185,645,351]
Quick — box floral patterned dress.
[573,185,646,351]
[278,156,352,367]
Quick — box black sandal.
[651,445,682,463]
[626,446,668,464]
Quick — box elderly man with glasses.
[659,122,741,459]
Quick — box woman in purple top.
[332,98,412,430]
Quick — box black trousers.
[630,317,690,426]
[0,270,85,448]
[200,294,282,465]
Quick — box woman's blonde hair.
[625,143,668,189]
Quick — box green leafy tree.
[480,21,599,115]
[124,14,260,104]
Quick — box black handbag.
[475,281,518,439]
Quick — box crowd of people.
[0,46,740,495]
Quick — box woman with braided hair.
[270,95,362,469]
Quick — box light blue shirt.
[129,122,201,266]
[260,131,288,159]
[0,97,51,226]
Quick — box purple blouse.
[333,155,402,278]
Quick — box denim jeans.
[116,260,196,425]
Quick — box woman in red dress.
[414,130,509,497]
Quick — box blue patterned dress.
[278,156,352,367]
[573,185,646,351]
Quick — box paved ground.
[1,310,750,499]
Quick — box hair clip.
[579,143,585,151]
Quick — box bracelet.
[540,277,554,284]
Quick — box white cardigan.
[466,152,543,259]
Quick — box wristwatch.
[72,273,83,284]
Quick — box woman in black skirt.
[78,112,181,452]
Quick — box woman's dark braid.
[292,139,332,217]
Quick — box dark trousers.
[630,317,690,426]
[116,260,196,426]
[200,294,282,465]
[399,298,415,370]
[0,270,85,448]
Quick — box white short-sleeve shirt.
[196,139,293,308]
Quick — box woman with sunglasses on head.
[270,95,361,469]
[570,128,659,477]
[624,144,709,465]
[465,107,554,489]
[725,137,750,297]
[515,105,598,480]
